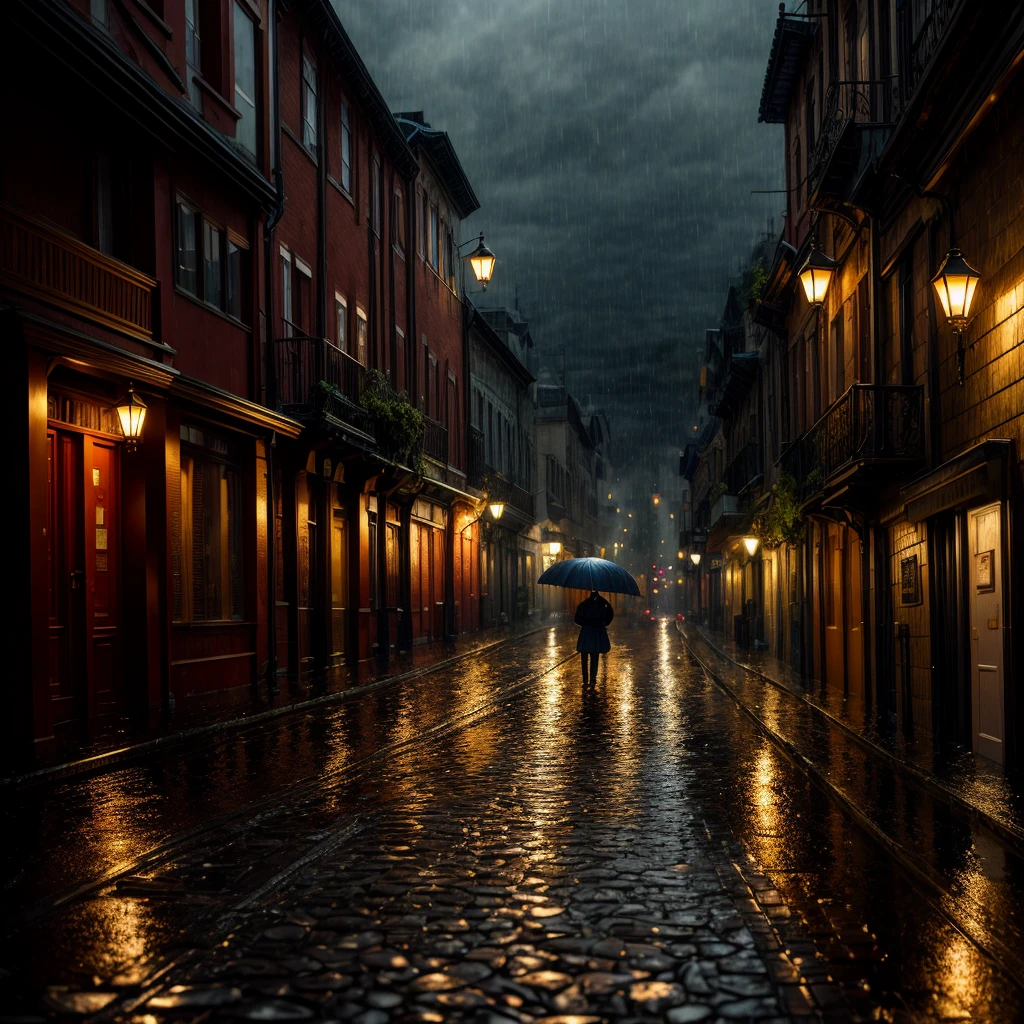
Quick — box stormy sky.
[331,0,784,468]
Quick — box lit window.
[335,293,348,352]
[356,308,368,366]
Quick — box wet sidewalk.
[11,620,545,785]
[687,625,1024,852]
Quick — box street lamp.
[743,536,760,557]
[678,550,685,559]
[465,233,496,290]
[115,383,147,453]
[690,552,701,566]
[548,541,561,555]
[797,243,837,306]
[652,493,661,506]
[932,247,982,386]
[488,501,505,520]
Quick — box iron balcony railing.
[906,0,961,96]
[724,440,762,496]
[274,334,375,439]
[0,201,158,342]
[422,415,449,465]
[483,466,536,520]
[794,384,925,499]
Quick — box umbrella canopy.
[537,557,641,597]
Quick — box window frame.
[340,98,353,194]
[232,1,258,158]
[335,292,348,352]
[302,55,318,153]
[392,187,406,254]
[355,306,368,366]
[429,204,439,272]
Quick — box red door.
[47,429,122,726]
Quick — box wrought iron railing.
[724,441,762,496]
[422,415,449,464]
[799,384,924,497]
[483,465,535,519]
[808,79,900,197]
[907,0,961,94]
[0,201,158,342]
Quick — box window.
[233,3,257,157]
[393,188,406,251]
[430,205,439,271]
[335,293,348,352]
[446,226,456,288]
[293,257,312,333]
[371,157,382,236]
[174,424,244,623]
[227,238,244,320]
[280,248,292,335]
[302,56,317,152]
[395,326,406,393]
[176,201,199,295]
[417,191,426,258]
[421,335,429,412]
[185,0,202,110]
[340,100,352,192]
[91,0,108,27]
[203,220,223,309]
[356,308,368,366]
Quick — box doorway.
[968,502,1005,763]
[47,428,122,728]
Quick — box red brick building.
[1,0,488,769]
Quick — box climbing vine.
[357,369,425,473]
[753,472,804,549]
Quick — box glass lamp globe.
[467,234,496,290]
[798,246,837,305]
[932,248,981,329]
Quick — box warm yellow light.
[931,248,981,328]
[488,502,505,520]
[623,527,628,533]
[678,550,684,559]
[743,536,760,557]
[548,541,561,555]
[669,513,674,519]
[466,233,496,289]
[607,492,612,500]
[115,384,147,452]
[690,552,701,566]
[616,507,621,513]
[677,577,683,584]
[652,494,661,506]
[628,513,632,518]
[652,588,659,594]
[798,246,837,305]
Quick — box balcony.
[808,80,900,207]
[788,384,925,503]
[724,441,761,496]
[274,334,376,442]
[906,0,961,96]
[710,493,740,528]
[484,468,536,521]
[468,425,485,486]
[422,416,449,465]
[0,202,158,343]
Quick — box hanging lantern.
[690,552,702,566]
[798,245,837,306]
[488,501,505,520]
[548,541,561,555]
[931,248,981,330]
[466,233,496,290]
[743,536,760,557]
[115,383,147,453]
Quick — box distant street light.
[652,493,661,506]
[678,550,685,559]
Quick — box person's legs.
[580,653,589,685]
[589,653,599,685]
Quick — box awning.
[900,438,1012,523]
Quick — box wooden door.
[968,503,1004,763]
[330,494,348,659]
[47,430,122,725]
[824,526,844,688]
[845,531,864,699]
[47,430,84,726]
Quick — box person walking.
[574,590,614,686]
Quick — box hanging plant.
[358,369,425,473]
[708,480,729,505]
[754,472,803,549]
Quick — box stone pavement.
[26,623,853,1023]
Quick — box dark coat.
[575,594,614,654]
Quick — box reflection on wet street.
[2,622,1023,1021]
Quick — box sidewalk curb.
[688,624,1024,857]
[678,622,1024,991]
[2,626,549,790]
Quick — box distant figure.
[574,591,614,686]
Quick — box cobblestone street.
[2,623,1021,1022]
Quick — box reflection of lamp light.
[690,552,701,566]
[115,383,147,453]
[548,541,561,555]
[488,502,505,520]
[744,536,760,557]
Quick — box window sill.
[174,285,252,332]
[192,72,242,123]
[282,123,318,167]
[327,174,355,206]
[128,0,172,38]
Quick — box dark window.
[174,425,244,623]
[233,3,257,157]
[805,81,816,155]
[430,205,439,271]
[302,56,318,152]
[371,157,382,236]
[899,259,915,385]
[203,220,223,309]
[393,188,406,251]
[185,0,202,109]
[176,201,199,295]
[340,100,352,192]
[177,198,248,321]
[227,239,244,320]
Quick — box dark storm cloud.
[331,0,784,456]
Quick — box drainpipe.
[262,0,284,694]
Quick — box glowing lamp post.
[115,383,147,453]
[932,247,982,386]
[466,234,497,290]
[798,244,837,306]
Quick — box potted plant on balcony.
[358,369,424,474]
[754,472,803,549]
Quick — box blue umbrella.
[537,557,641,597]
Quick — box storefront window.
[173,425,244,622]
